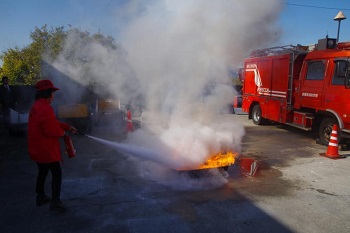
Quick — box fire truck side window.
[332,60,347,85]
[306,61,325,80]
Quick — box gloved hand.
[69,126,78,134]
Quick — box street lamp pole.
[334,11,346,42]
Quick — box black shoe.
[36,194,51,206]
[49,200,67,213]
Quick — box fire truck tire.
[318,118,337,146]
[252,105,264,125]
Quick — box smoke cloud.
[51,0,283,188]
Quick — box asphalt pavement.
[1,115,350,233]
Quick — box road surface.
[1,114,350,233]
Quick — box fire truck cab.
[242,38,350,145]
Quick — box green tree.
[0,25,121,86]
[0,25,66,84]
[0,47,34,85]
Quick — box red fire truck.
[242,37,350,145]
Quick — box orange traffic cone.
[126,110,134,132]
[320,124,346,159]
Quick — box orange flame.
[178,151,238,171]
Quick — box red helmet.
[35,80,60,91]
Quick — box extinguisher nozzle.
[78,131,85,136]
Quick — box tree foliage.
[0,25,118,85]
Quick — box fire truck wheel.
[252,105,264,125]
[318,118,337,146]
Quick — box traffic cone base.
[319,152,346,159]
[319,124,346,159]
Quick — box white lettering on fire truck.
[246,64,257,69]
[302,92,318,98]
[257,87,270,93]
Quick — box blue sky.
[1,0,350,52]
[281,1,350,45]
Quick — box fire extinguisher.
[63,133,76,158]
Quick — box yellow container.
[98,99,120,112]
[58,104,88,118]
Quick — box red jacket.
[28,98,70,163]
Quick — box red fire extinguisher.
[63,133,76,158]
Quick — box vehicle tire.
[252,105,264,125]
[318,117,338,146]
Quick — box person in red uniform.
[28,79,77,212]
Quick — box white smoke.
[52,0,283,187]
[121,0,282,118]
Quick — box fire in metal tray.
[178,151,239,171]
[177,151,259,177]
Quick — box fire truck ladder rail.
[250,45,309,57]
